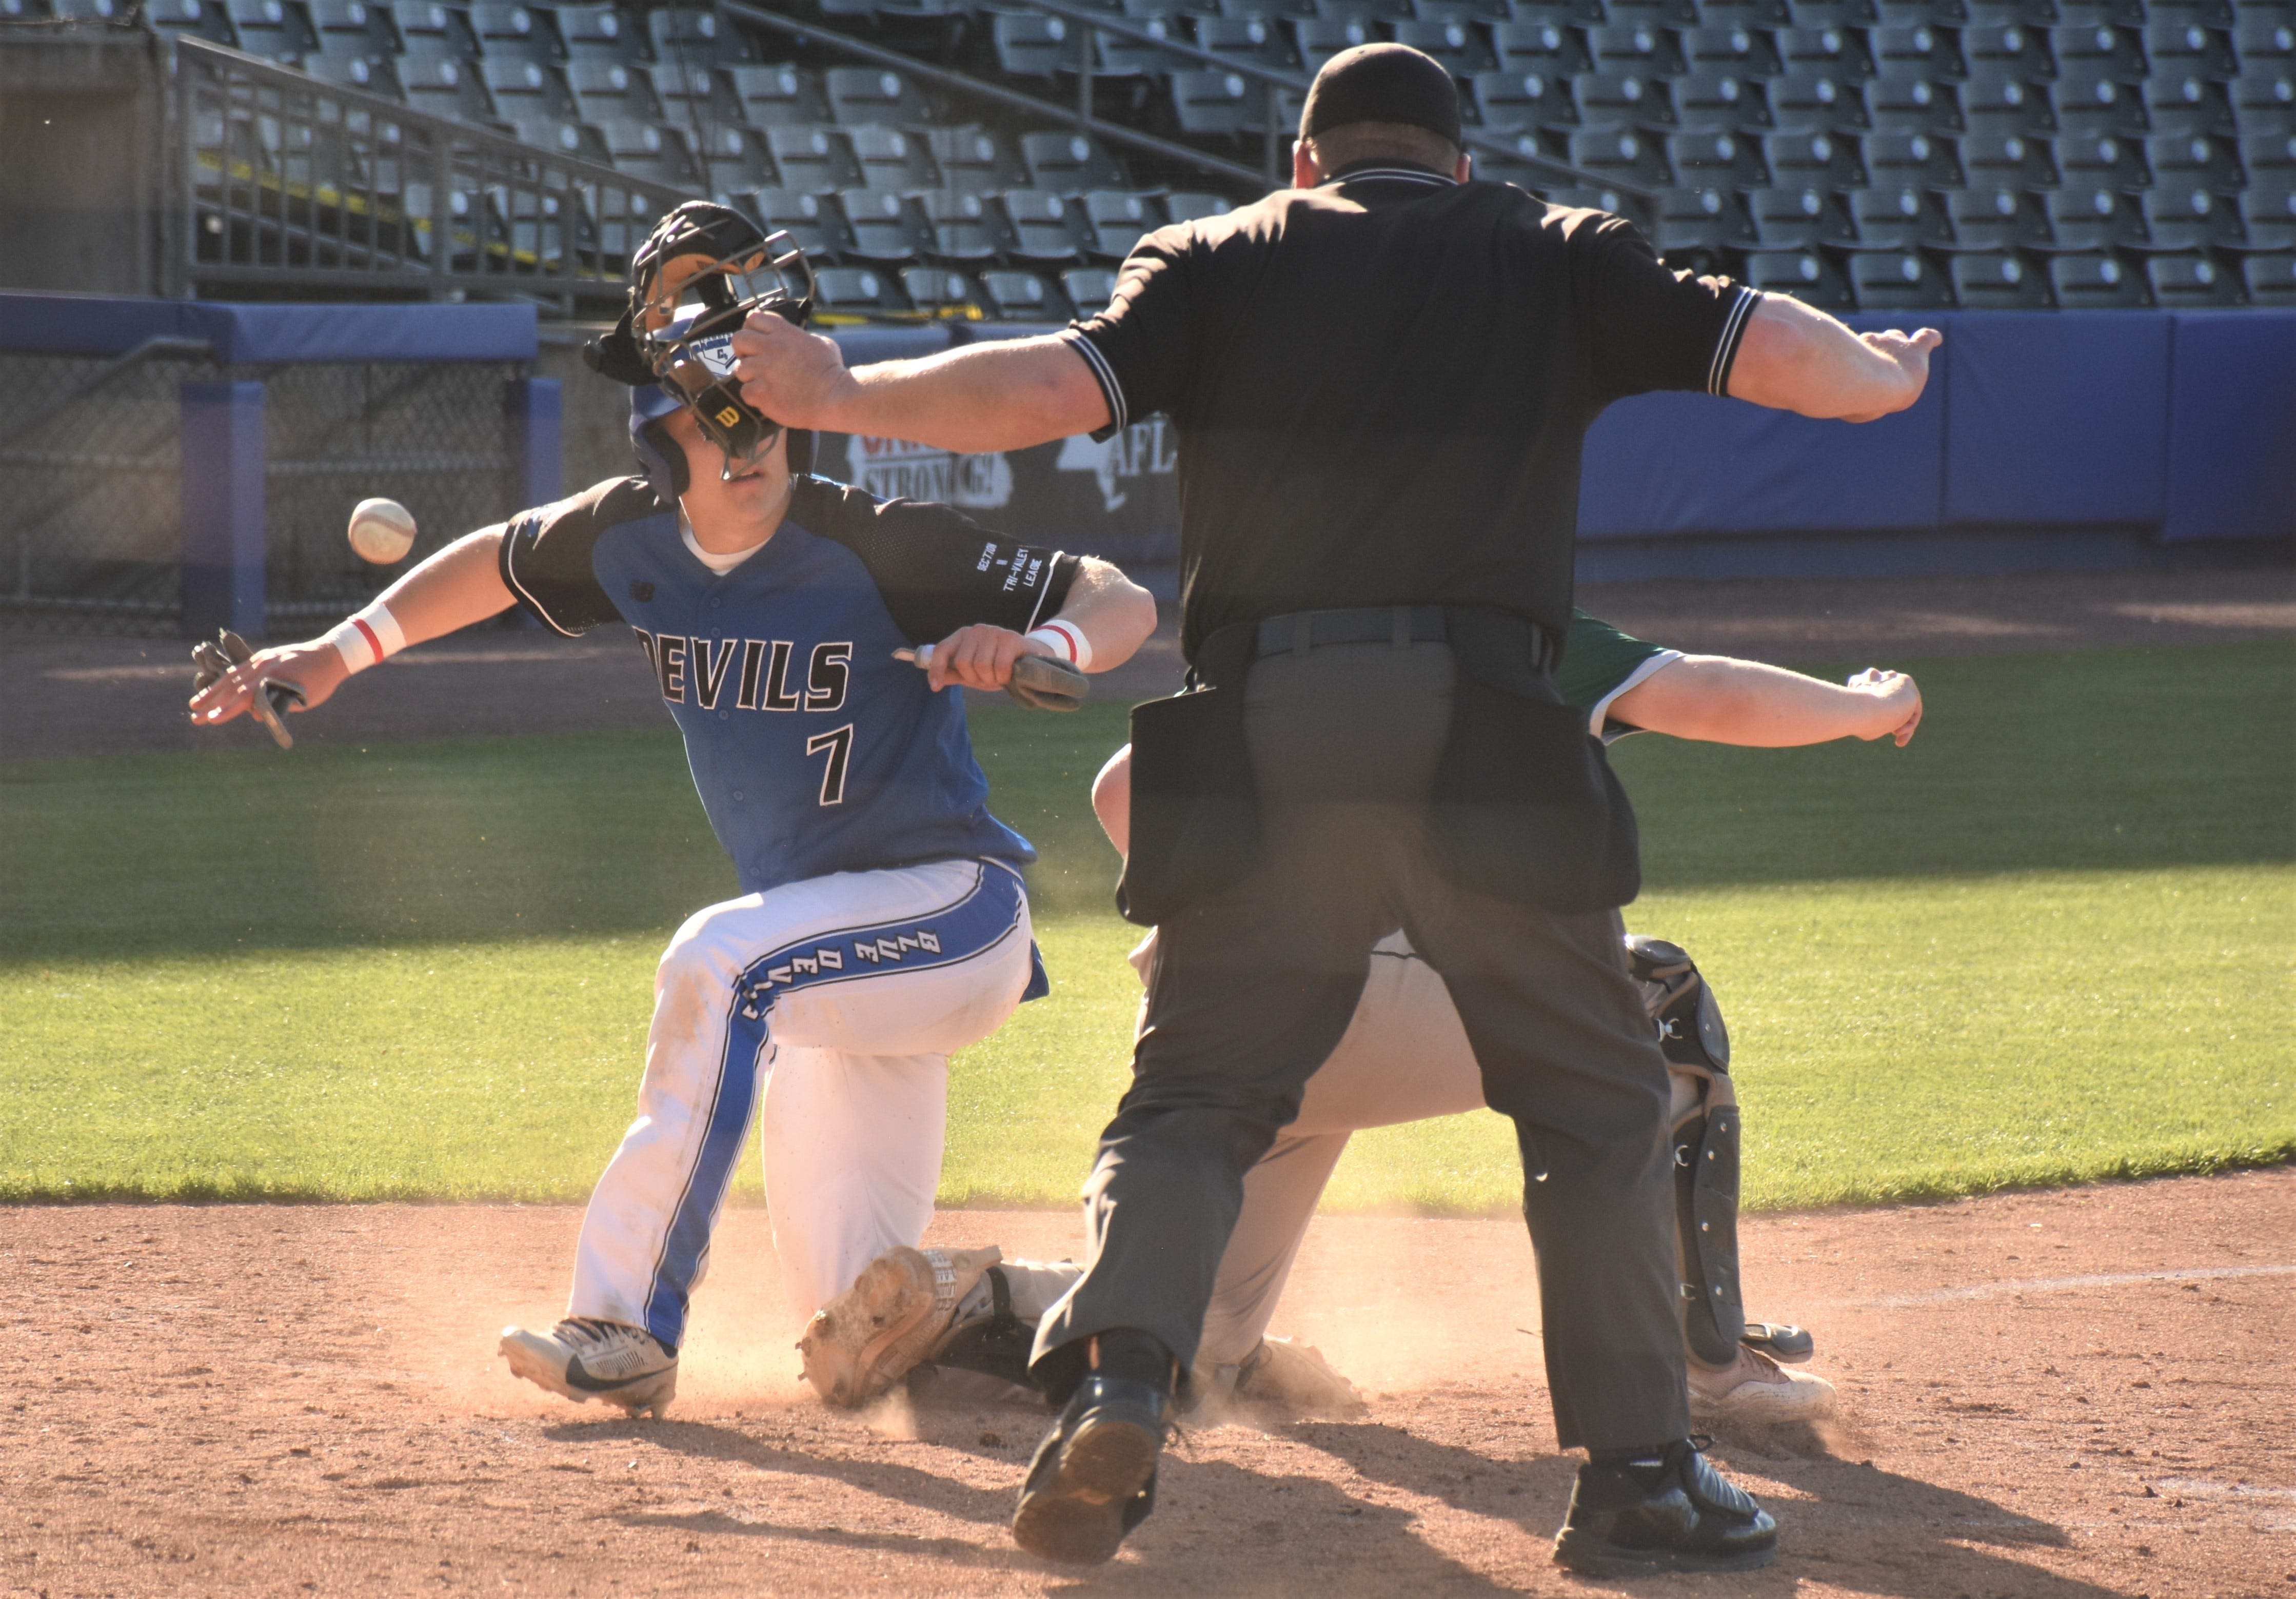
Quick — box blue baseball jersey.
[498,474,1078,896]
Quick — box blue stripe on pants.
[640,861,1028,1348]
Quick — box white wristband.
[1027,619,1092,672]
[324,601,406,675]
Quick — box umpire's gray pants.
[1031,639,1691,1453]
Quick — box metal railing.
[172,36,692,302]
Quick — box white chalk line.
[1832,1262,2296,1310]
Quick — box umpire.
[733,43,1938,1575]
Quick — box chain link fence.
[0,352,532,638]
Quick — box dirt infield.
[5,566,2290,762]
[1,1167,2288,1596]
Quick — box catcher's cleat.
[499,1318,678,1417]
[799,1245,1003,1407]
[1012,1375,1170,1565]
[1226,1336,1367,1419]
[1552,1439,1777,1576]
[1687,1346,1835,1425]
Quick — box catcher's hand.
[189,630,311,749]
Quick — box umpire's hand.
[729,309,856,433]
[924,625,1052,695]
[189,640,347,726]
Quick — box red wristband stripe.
[352,616,384,666]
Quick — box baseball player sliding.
[797,613,1922,1426]
[185,202,1156,1417]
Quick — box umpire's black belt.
[1252,605,1554,671]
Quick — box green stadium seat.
[1963,129,2056,189]
[924,126,1031,193]
[470,4,561,65]
[921,190,1005,260]
[1674,70,1772,129]
[1848,248,1953,308]
[2143,252,2240,306]
[765,125,865,192]
[992,13,1077,79]
[980,268,1073,320]
[1574,69,1676,128]
[826,68,933,128]
[1474,69,1579,130]
[1020,129,1131,191]
[1748,182,1855,246]
[2042,184,2145,252]
[1081,189,1162,258]
[1651,183,1757,250]
[2057,131,2145,191]
[902,267,985,315]
[838,189,932,263]
[2240,252,2296,305]
[1945,183,2049,249]
[1948,250,2049,307]
[1867,128,1963,186]
[1493,19,1590,74]
[1668,128,1765,185]
[847,124,938,191]
[2047,250,2148,307]
[726,65,833,129]
[1742,247,1855,307]
[1849,182,1953,248]
[1002,188,1090,261]
[815,265,912,312]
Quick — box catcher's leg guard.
[1628,937,1747,1370]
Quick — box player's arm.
[1092,742,1135,857]
[189,526,515,726]
[1609,657,1923,747]
[926,557,1156,693]
[731,317,1110,453]
[1726,295,1939,423]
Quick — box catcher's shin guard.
[1628,936,1747,1370]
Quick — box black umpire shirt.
[1061,162,1760,659]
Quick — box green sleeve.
[1557,608,1671,714]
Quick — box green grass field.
[2,641,2290,1211]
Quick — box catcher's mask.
[585,200,815,496]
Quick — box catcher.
[187,201,1155,1417]
[796,613,1922,1426]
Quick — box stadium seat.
[1310,0,1410,19]
[1769,128,1864,187]
[1668,129,1766,186]
[1545,184,1659,235]
[1771,70,1869,131]
[846,125,937,191]
[1849,183,1951,248]
[2145,22,2235,85]
[305,44,403,97]
[1220,0,1315,18]
[727,65,833,129]
[2059,131,2146,191]
[1095,16,1189,77]
[2243,131,2296,186]
[1683,23,1778,76]
[1567,125,1671,186]
[925,126,1030,193]
[838,189,932,262]
[480,58,574,122]
[2043,185,2146,252]
[1417,0,1510,22]
[2144,252,2240,305]
[902,267,983,315]
[655,61,741,127]
[1675,71,1771,130]
[1493,19,1590,74]
[1296,16,1377,69]
[980,268,1073,320]
[221,0,314,63]
[2238,186,2296,254]
[1167,70,1262,136]
[1741,248,1854,307]
[649,7,754,69]
[2146,133,2239,198]
[2236,12,2296,64]
[2232,68,2296,137]
[2049,23,2145,86]
[814,265,911,312]
[471,4,561,66]
[745,187,854,260]
[993,13,1078,79]
[2140,183,2241,251]
[1867,74,1957,132]
[601,123,702,188]
[557,5,643,66]
[2047,250,2149,307]
[400,55,493,123]
[1867,128,1962,186]
[920,191,1004,260]
[700,126,775,195]
[1782,0,1876,26]
[1651,184,1756,250]
[1020,130,1132,192]
[1389,21,1497,76]
[1964,130,2058,190]
[505,115,609,163]
[1081,190,1162,257]
[1948,251,2049,307]
[1693,0,1789,27]
[1163,191,1235,224]
[1962,22,2050,82]
[1872,23,1962,82]
[766,126,865,192]
[1590,22,1685,76]
[826,68,933,129]
[2241,252,2296,305]
[1475,71,1579,131]
[1199,15,1299,71]
[1963,73,2054,137]
[1778,24,1874,81]
[1945,185,2050,250]
[1575,71,1675,129]
[1847,248,1953,308]
[2053,67,2147,137]
[567,60,663,125]
[1062,267,1123,317]
[1962,0,2056,24]
[307,0,395,58]
[1748,183,1855,246]
[1002,189,1090,261]
[2145,73,2235,138]
[1606,0,1696,24]
[143,0,238,46]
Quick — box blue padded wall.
[1941,312,2172,527]
[2162,311,2296,542]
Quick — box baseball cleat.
[798,1245,1003,1407]
[1229,1336,1367,1419]
[1552,1439,1777,1576]
[1012,1375,1169,1565]
[1740,1321,1815,1364]
[1687,1345,1836,1424]
[499,1318,678,1417]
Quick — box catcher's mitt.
[190,629,305,750]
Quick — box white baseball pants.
[567,858,1039,1348]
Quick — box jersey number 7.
[806,724,854,806]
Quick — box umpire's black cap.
[1299,43,1462,146]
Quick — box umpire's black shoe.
[1552,1439,1778,1575]
[1011,1375,1170,1564]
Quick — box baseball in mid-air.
[348,497,418,565]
